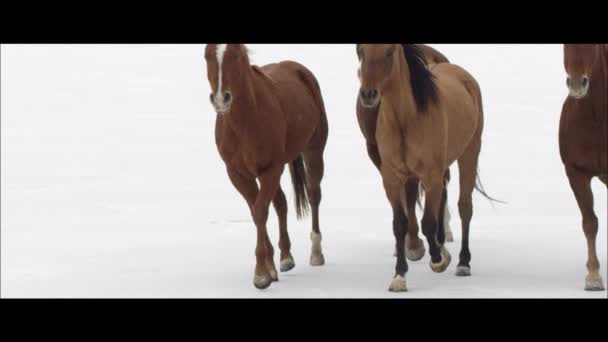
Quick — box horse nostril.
[209,93,214,104]
[371,89,378,99]
[581,77,588,87]
[566,78,570,87]
[224,92,231,104]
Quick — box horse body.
[206,44,328,290]
[358,44,485,291]
[559,44,607,291]
[356,44,455,261]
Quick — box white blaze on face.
[215,44,227,99]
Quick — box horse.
[357,44,489,291]
[356,44,454,263]
[204,44,329,290]
[559,44,608,291]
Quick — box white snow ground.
[1,44,606,298]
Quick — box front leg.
[251,164,284,289]
[381,167,409,292]
[566,166,604,291]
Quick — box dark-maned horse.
[560,44,608,291]
[356,44,454,262]
[358,44,489,291]
[204,44,328,290]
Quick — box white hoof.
[585,274,605,291]
[455,265,471,277]
[310,253,325,266]
[280,255,295,272]
[310,232,324,266]
[269,269,278,282]
[406,244,426,261]
[388,275,408,292]
[253,274,272,289]
[430,246,451,273]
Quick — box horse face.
[205,44,247,114]
[357,44,398,108]
[564,44,596,99]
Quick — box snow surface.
[1,44,606,298]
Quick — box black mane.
[401,44,439,112]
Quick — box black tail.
[289,156,310,219]
[474,167,506,206]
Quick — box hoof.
[430,247,451,273]
[455,265,471,277]
[388,275,408,292]
[585,275,605,291]
[269,269,278,282]
[310,253,325,266]
[280,255,296,272]
[445,230,454,243]
[253,274,272,290]
[406,244,426,261]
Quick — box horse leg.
[227,168,275,288]
[382,169,408,291]
[273,186,295,272]
[250,165,283,289]
[404,177,426,261]
[566,167,604,291]
[454,139,480,277]
[421,173,451,273]
[303,148,326,266]
[443,170,454,243]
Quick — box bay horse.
[356,44,454,263]
[559,44,607,291]
[204,44,328,290]
[357,44,489,291]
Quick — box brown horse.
[358,44,488,291]
[560,44,607,291]
[204,44,328,289]
[356,45,453,263]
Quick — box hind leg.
[420,172,451,273]
[566,167,604,291]
[404,177,426,261]
[454,140,481,277]
[303,148,326,266]
[443,170,454,243]
[273,186,295,272]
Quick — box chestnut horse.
[559,44,607,291]
[358,44,490,291]
[204,44,328,290]
[356,45,453,263]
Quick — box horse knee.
[252,205,269,227]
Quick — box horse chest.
[560,105,608,173]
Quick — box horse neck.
[223,65,259,134]
[383,53,418,122]
[588,46,608,122]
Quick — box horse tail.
[473,89,505,205]
[289,156,310,219]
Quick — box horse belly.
[278,82,320,160]
[442,85,479,165]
